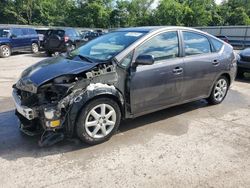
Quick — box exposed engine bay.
[13,62,120,146]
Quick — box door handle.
[173,67,183,74]
[212,60,220,66]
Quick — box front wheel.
[76,98,121,145]
[207,76,229,105]
[0,45,11,58]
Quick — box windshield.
[70,31,146,61]
[0,29,10,37]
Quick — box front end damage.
[13,62,121,146]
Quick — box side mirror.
[134,54,154,66]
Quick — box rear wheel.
[76,98,121,145]
[207,76,229,105]
[31,43,39,53]
[0,45,11,58]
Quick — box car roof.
[116,26,203,33]
[48,28,75,31]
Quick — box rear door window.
[183,31,211,56]
[12,28,24,37]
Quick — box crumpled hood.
[19,56,98,87]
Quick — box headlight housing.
[16,78,38,93]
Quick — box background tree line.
[0,0,250,28]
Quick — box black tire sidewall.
[208,76,229,105]
[0,45,11,58]
[76,98,121,145]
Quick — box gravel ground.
[0,53,249,188]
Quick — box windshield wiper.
[67,52,95,63]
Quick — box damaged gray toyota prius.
[12,26,237,146]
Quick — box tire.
[76,98,121,145]
[31,43,39,53]
[0,45,11,58]
[207,76,229,105]
[46,50,53,57]
[237,68,244,78]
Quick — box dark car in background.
[0,27,39,58]
[82,30,105,42]
[43,28,86,56]
[237,48,250,77]
[12,26,237,146]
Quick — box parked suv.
[0,27,39,58]
[13,27,237,146]
[43,28,86,56]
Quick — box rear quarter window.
[210,38,223,52]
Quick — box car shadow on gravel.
[27,52,48,58]
[119,100,207,133]
[0,97,209,161]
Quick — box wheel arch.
[64,85,125,137]
[0,43,11,48]
[208,72,232,97]
[220,73,231,86]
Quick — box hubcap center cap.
[99,118,104,124]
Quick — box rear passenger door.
[22,28,32,48]
[181,31,223,101]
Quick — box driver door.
[129,31,184,115]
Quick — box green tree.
[155,0,184,26]
[228,7,250,25]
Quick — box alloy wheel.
[214,78,228,102]
[32,43,39,53]
[84,103,116,139]
[2,46,10,57]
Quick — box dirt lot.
[0,53,250,188]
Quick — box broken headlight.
[16,78,38,93]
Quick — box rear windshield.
[0,28,10,37]
[46,30,65,37]
[36,30,48,35]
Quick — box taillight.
[64,36,69,42]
